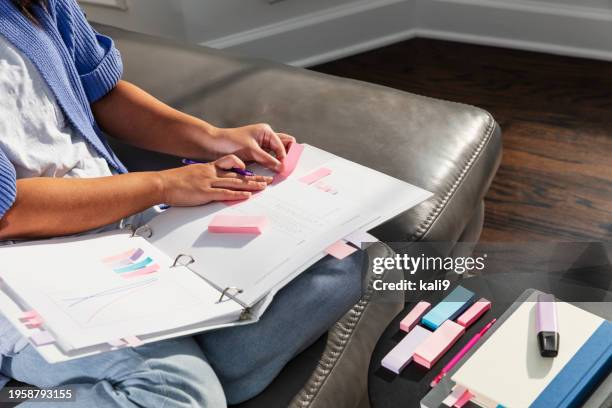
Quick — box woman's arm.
[92,81,295,171]
[0,155,270,240]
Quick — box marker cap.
[536,293,559,357]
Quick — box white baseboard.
[415,0,612,62]
[200,0,612,66]
[202,0,418,66]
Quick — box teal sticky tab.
[421,286,476,330]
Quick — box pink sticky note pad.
[443,386,468,407]
[208,215,269,235]
[400,301,432,332]
[276,143,304,180]
[381,325,432,374]
[454,390,474,408]
[30,331,55,347]
[413,320,465,369]
[299,167,332,185]
[457,298,491,327]
[325,240,357,260]
[124,335,144,347]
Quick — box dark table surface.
[367,267,612,408]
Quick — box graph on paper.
[49,276,201,328]
[102,248,160,278]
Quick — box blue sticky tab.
[421,286,476,330]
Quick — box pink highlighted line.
[121,264,160,279]
[103,248,137,264]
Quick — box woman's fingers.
[206,188,251,202]
[278,133,296,149]
[217,171,273,184]
[213,154,246,170]
[249,147,282,172]
[265,131,289,161]
[212,178,267,191]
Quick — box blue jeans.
[0,252,364,407]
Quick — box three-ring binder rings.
[0,144,432,363]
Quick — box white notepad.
[451,292,605,408]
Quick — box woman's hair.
[13,0,48,24]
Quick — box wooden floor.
[312,39,612,242]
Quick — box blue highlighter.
[421,286,477,330]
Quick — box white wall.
[81,0,612,66]
[81,0,186,40]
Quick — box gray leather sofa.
[98,25,502,408]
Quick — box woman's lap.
[2,337,225,408]
[1,251,364,407]
[197,251,365,404]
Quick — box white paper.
[149,144,432,306]
[0,232,243,350]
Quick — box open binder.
[0,144,432,363]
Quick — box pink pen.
[430,318,497,387]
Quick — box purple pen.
[536,293,559,357]
[230,168,255,176]
[181,159,255,176]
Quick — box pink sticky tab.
[413,320,465,369]
[30,330,55,347]
[443,386,468,407]
[19,310,38,322]
[276,143,304,180]
[325,240,358,260]
[25,316,43,329]
[121,264,160,279]
[400,301,432,332]
[457,298,491,327]
[208,215,268,235]
[124,336,144,347]
[454,390,474,408]
[299,167,332,185]
[108,339,127,348]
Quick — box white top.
[0,35,113,180]
[0,34,114,370]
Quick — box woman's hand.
[158,155,273,206]
[210,124,296,171]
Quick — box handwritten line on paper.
[325,240,358,260]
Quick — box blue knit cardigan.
[0,0,128,219]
